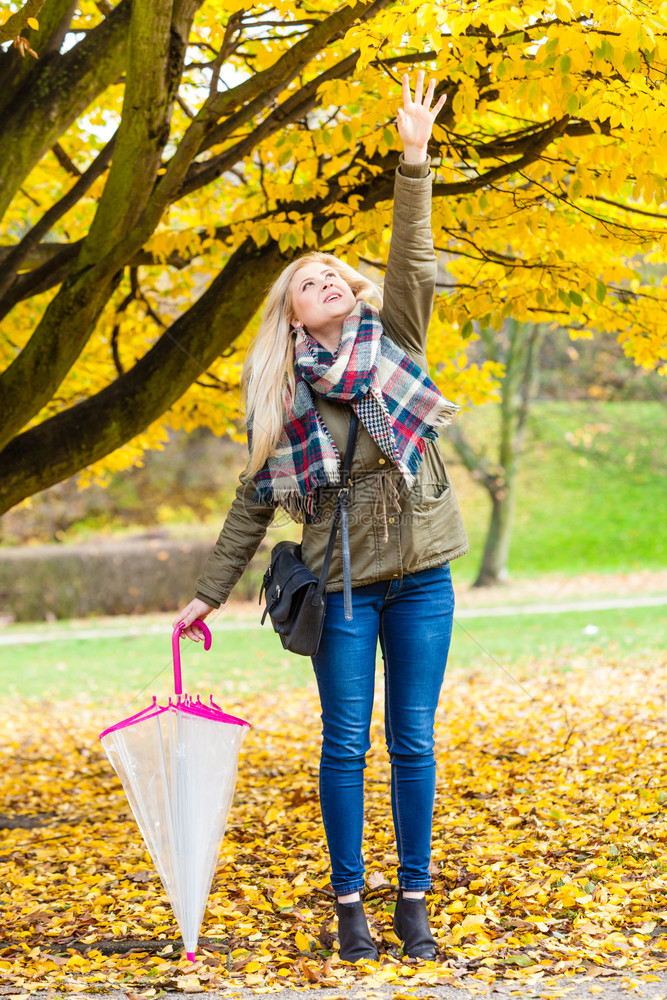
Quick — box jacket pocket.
[405,478,454,552]
[411,480,452,510]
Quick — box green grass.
[0,626,313,704]
[2,603,664,703]
[450,603,666,673]
[443,400,667,582]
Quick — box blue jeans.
[311,564,454,895]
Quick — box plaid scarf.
[251,300,458,519]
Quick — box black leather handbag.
[259,413,359,656]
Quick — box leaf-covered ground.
[2,650,667,994]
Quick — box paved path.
[455,594,667,617]
[0,594,665,646]
[28,971,667,999]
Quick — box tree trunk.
[448,320,543,587]
[472,482,516,587]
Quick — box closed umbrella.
[100,620,249,961]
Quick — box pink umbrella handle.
[172,619,212,696]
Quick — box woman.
[175,71,468,962]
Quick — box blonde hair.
[242,252,382,476]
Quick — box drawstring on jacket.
[373,472,402,544]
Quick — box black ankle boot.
[335,899,379,962]
[393,890,437,959]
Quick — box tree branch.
[109,267,141,376]
[2,112,572,307]
[166,0,395,167]
[0,243,83,317]
[432,116,570,197]
[178,51,359,198]
[0,237,286,513]
[583,193,667,222]
[0,133,116,304]
[208,9,243,94]
[0,0,46,44]
[0,0,206,452]
[0,108,577,312]
[41,0,79,58]
[344,117,573,212]
[52,141,82,177]
[65,0,399,293]
[516,324,543,437]
[0,0,88,112]
[80,0,200,264]
[0,0,131,221]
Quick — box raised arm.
[379,72,446,359]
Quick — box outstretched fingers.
[402,71,413,110]
[423,75,436,111]
[397,70,448,157]
[402,70,447,122]
[414,68,425,106]
[431,91,447,120]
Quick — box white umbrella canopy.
[100,621,249,961]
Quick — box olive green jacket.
[195,156,468,608]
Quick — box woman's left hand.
[397,70,447,163]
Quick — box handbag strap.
[313,409,359,613]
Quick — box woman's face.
[289,262,357,334]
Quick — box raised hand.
[397,70,447,163]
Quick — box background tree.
[447,319,545,587]
[1,0,666,516]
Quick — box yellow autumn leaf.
[516,881,542,897]
[460,914,486,933]
[294,930,312,952]
[487,11,507,35]
[603,809,621,827]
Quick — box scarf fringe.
[434,401,459,424]
[253,468,342,522]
